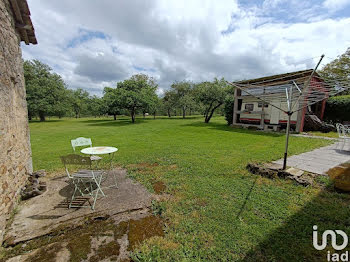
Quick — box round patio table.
[81,146,118,188]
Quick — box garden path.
[273,142,350,175]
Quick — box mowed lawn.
[29,116,350,261]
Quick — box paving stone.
[273,142,350,175]
[286,168,304,177]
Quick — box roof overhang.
[235,69,322,88]
[9,0,37,45]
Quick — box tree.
[162,90,177,117]
[53,88,72,119]
[24,60,69,121]
[69,88,89,118]
[171,81,194,118]
[194,78,229,123]
[320,48,350,93]
[103,87,121,120]
[115,74,158,123]
[147,96,161,119]
[88,95,105,118]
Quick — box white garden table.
[81,146,118,188]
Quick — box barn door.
[270,101,280,124]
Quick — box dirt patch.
[167,164,177,170]
[195,198,208,207]
[152,181,166,194]
[23,242,63,262]
[129,162,159,169]
[128,215,164,251]
[89,240,120,262]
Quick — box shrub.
[324,95,350,123]
[224,95,235,125]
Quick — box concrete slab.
[5,168,154,245]
[273,142,350,175]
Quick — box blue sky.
[23,0,350,96]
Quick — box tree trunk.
[174,110,177,116]
[28,114,32,121]
[182,107,186,119]
[39,111,46,122]
[143,112,146,118]
[167,109,171,118]
[205,103,222,123]
[204,103,214,123]
[153,112,156,119]
[190,109,192,116]
[113,114,117,120]
[131,109,136,123]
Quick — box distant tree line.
[24,59,235,123]
[23,47,350,124]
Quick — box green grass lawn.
[29,116,350,261]
[307,131,338,138]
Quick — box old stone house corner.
[0,0,37,244]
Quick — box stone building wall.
[0,0,33,243]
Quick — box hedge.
[324,95,350,123]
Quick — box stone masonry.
[0,0,34,244]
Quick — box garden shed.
[0,0,37,244]
[232,69,327,132]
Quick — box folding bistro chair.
[71,137,102,161]
[336,123,350,150]
[336,123,344,149]
[60,154,105,210]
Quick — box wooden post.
[296,55,325,132]
[260,88,266,129]
[232,88,239,125]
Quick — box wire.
[229,76,350,115]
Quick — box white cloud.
[22,0,350,96]
[323,0,350,12]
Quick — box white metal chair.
[60,154,105,210]
[71,137,102,161]
[336,123,350,150]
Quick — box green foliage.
[324,95,350,122]
[162,90,177,117]
[224,93,235,125]
[88,95,105,118]
[69,88,90,118]
[114,74,159,122]
[194,78,230,123]
[170,81,195,118]
[24,60,70,121]
[320,47,350,83]
[102,87,122,119]
[24,60,106,120]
